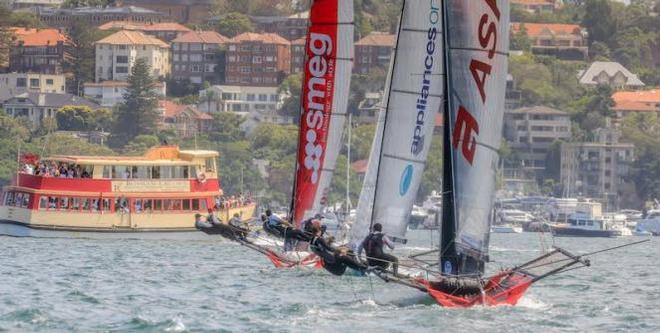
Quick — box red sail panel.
[292,0,353,226]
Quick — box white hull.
[0,220,214,240]
[490,225,523,233]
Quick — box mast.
[439,0,511,276]
[345,113,352,218]
[289,0,354,227]
[368,0,445,240]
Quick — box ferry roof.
[43,146,218,166]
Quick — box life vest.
[364,232,385,257]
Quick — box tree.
[215,12,254,38]
[209,112,246,142]
[0,4,13,67]
[8,12,45,28]
[62,0,115,7]
[66,19,112,96]
[582,0,616,46]
[278,73,302,120]
[110,58,160,147]
[510,23,531,52]
[56,105,112,131]
[589,41,611,61]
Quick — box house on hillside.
[611,90,660,118]
[2,92,99,129]
[354,32,396,74]
[33,5,166,29]
[119,0,213,24]
[9,28,68,74]
[98,21,192,42]
[511,23,588,60]
[225,33,291,86]
[94,30,170,82]
[159,100,213,138]
[0,73,66,94]
[578,62,645,90]
[248,11,310,41]
[83,80,166,107]
[171,31,229,84]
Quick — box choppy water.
[0,231,658,333]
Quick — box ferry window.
[23,194,30,208]
[160,166,173,179]
[172,200,182,210]
[183,199,191,210]
[81,198,90,211]
[134,199,143,213]
[152,166,161,179]
[115,198,128,213]
[154,199,162,211]
[174,166,188,179]
[71,198,81,211]
[60,197,69,210]
[15,193,23,207]
[205,158,215,172]
[103,166,111,178]
[200,199,207,211]
[192,199,200,210]
[133,166,150,179]
[102,199,111,212]
[5,192,14,206]
[39,196,48,209]
[91,199,99,212]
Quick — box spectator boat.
[0,146,255,238]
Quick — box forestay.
[291,0,354,227]
[370,0,444,240]
[443,0,510,270]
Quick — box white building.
[94,30,170,82]
[578,61,645,90]
[0,73,66,94]
[197,85,291,132]
[83,80,166,107]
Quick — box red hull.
[419,271,533,308]
[265,250,323,269]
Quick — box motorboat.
[637,209,660,236]
[496,209,533,224]
[491,225,523,233]
[552,212,627,238]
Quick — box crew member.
[207,209,223,226]
[357,223,398,275]
[194,213,213,229]
[228,213,248,240]
[264,209,310,243]
[309,225,367,276]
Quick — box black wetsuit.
[310,236,367,276]
[360,232,398,274]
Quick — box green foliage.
[66,19,113,95]
[209,112,246,142]
[418,134,442,201]
[351,124,376,161]
[214,12,254,38]
[110,58,160,148]
[56,105,111,131]
[121,135,160,155]
[278,73,302,120]
[510,23,531,52]
[62,0,114,8]
[582,0,617,46]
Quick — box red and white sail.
[445,0,510,262]
[291,0,354,227]
[370,0,445,240]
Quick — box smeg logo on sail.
[400,0,441,196]
[302,33,334,184]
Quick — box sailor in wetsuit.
[309,225,367,276]
[263,209,311,243]
[357,223,399,275]
[228,213,249,240]
[195,213,213,229]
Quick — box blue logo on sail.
[399,165,413,196]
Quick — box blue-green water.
[1,231,658,332]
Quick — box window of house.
[16,78,26,87]
[116,55,128,63]
[46,79,54,85]
[246,94,255,101]
[118,45,127,50]
[29,78,39,87]
[116,67,129,73]
[258,94,267,102]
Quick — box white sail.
[370,0,445,240]
[445,0,510,261]
[292,0,354,226]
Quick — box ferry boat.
[0,146,255,238]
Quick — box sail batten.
[291,0,354,227]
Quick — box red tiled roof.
[172,31,229,44]
[95,30,169,47]
[511,23,583,37]
[11,27,67,46]
[351,159,368,174]
[159,100,213,120]
[355,32,396,47]
[612,90,660,113]
[230,32,290,45]
[84,80,164,88]
[98,21,192,33]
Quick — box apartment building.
[560,128,635,209]
[503,106,572,172]
[249,11,309,41]
[98,21,192,42]
[33,5,166,28]
[0,73,66,94]
[94,30,170,82]
[354,32,395,74]
[9,28,68,74]
[511,23,588,60]
[225,33,291,86]
[119,0,213,24]
[171,31,229,84]
[83,80,166,107]
[290,37,305,74]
